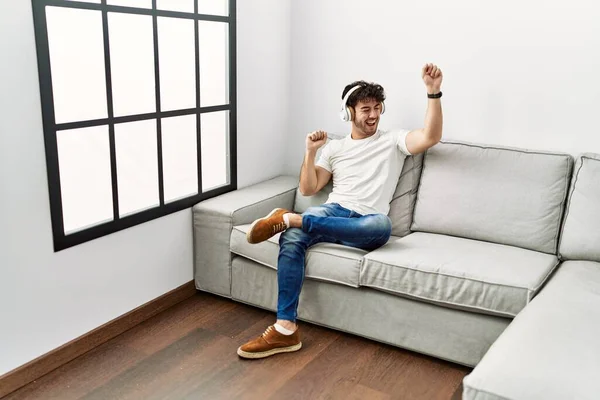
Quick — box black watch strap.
[427,91,442,99]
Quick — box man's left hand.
[422,63,443,94]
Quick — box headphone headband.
[340,85,362,111]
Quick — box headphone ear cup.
[339,108,349,122]
[339,84,362,122]
[340,106,353,122]
[381,101,386,115]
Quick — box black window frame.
[31,0,237,252]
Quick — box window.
[31,0,237,251]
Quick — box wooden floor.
[4,291,470,400]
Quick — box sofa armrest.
[192,175,299,296]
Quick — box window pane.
[157,0,193,13]
[46,7,107,124]
[198,21,229,106]
[115,120,159,216]
[108,12,155,116]
[201,111,229,191]
[57,126,113,233]
[197,0,228,16]
[107,0,151,8]
[162,115,198,202]
[157,17,195,111]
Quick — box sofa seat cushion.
[360,232,559,317]
[463,261,600,400]
[230,224,385,288]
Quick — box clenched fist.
[422,63,443,94]
[306,130,328,152]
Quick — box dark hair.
[341,80,385,108]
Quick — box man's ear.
[349,106,355,121]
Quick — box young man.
[237,64,444,359]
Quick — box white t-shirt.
[316,128,412,216]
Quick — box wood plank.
[451,382,464,400]
[271,332,470,400]
[183,322,342,399]
[322,380,391,400]
[353,343,415,393]
[0,281,197,398]
[269,333,384,399]
[80,327,223,400]
[385,355,470,399]
[4,293,233,400]
[80,296,275,399]
[3,340,146,400]
[119,293,235,354]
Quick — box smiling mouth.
[366,120,377,127]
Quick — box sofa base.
[222,256,511,367]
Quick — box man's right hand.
[306,130,328,152]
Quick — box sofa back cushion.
[294,154,423,239]
[389,153,424,237]
[411,141,573,254]
[559,153,600,262]
[293,180,333,213]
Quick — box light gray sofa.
[192,140,599,397]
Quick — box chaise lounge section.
[462,153,600,399]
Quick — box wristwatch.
[427,92,442,99]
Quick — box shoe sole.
[236,342,302,359]
[246,208,285,244]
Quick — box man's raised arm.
[406,63,444,155]
[299,130,332,196]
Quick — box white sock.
[282,213,291,228]
[274,323,295,335]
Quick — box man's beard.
[357,118,379,135]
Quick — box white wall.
[286,0,600,173]
[0,0,290,376]
[237,0,290,187]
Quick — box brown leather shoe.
[237,325,302,359]
[246,208,292,244]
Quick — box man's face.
[352,98,383,136]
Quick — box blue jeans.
[277,203,392,322]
